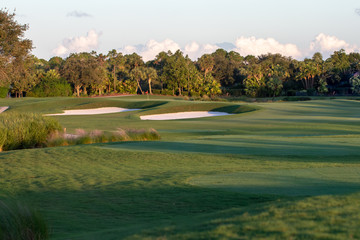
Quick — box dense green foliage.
[0,87,8,98]
[0,201,48,240]
[24,49,360,99]
[0,112,61,151]
[29,70,72,97]
[0,9,34,97]
[0,96,359,239]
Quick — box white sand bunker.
[140,111,232,120]
[0,106,9,113]
[46,107,140,116]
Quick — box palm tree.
[143,68,157,94]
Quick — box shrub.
[226,88,243,96]
[296,90,308,96]
[283,96,311,101]
[161,89,174,96]
[31,70,72,97]
[286,90,297,96]
[0,200,49,240]
[306,88,317,96]
[201,95,210,101]
[151,89,161,95]
[0,112,62,151]
[124,128,160,141]
[0,87,9,98]
[189,91,201,97]
[350,75,360,94]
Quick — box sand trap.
[46,107,140,116]
[140,111,232,120]
[0,106,9,113]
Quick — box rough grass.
[47,128,161,147]
[0,112,62,151]
[0,200,48,240]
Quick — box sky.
[3,0,360,61]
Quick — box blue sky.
[3,0,360,60]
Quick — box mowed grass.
[0,96,359,239]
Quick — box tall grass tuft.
[0,200,49,240]
[125,128,161,141]
[0,112,62,151]
[47,128,161,147]
[0,112,160,151]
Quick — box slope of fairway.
[189,167,360,196]
[103,134,360,156]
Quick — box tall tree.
[244,62,266,97]
[211,49,244,87]
[62,52,106,97]
[266,64,289,97]
[324,49,350,84]
[197,54,214,78]
[153,51,171,91]
[0,9,33,96]
[162,50,188,95]
[48,56,64,72]
[125,53,144,71]
[142,67,157,94]
[107,49,125,93]
[295,58,321,90]
[130,67,145,94]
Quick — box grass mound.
[63,100,167,111]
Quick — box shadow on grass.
[103,139,360,157]
[126,101,168,109]
[213,104,259,114]
[190,167,360,196]
[11,177,360,239]
[64,100,168,111]
[10,184,278,240]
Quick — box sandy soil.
[0,106,9,113]
[140,111,232,120]
[45,107,140,116]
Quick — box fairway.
[190,167,360,196]
[0,96,360,239]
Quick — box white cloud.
[184,42,219,60]
[121,39,220,61]
[52,30,100,57]
[309,33,359,56]
[142,39,181,61]
[114,34,358,61]
[233,36,302,58]
[67,10,92,18]
[184,42,200,53]
[121,39,181,61]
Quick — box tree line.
[1,9,360,98]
